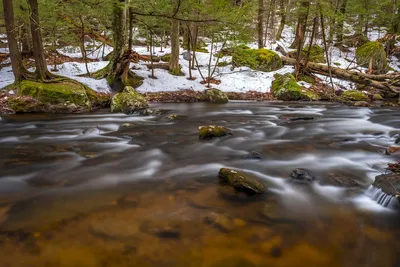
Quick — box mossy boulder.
[271,73,320,101]
[19,80,91,109]
[160,54,171,62]
[356,41,388,73]
[111,86,149,114]
[372,94,383,100]
[340,90,368,101]
[199,125,230,140]
[289,45,325,63]
[343,33,369,48]
[204,89,229,104]
[218,168,266,195]
[232,47,283,72]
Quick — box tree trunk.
[269,0,276,44]
[257,0,264,48]
[128,7,134,52]
[336,0,347,45]
[290,0,310,49]
[27,0,51,80]
[108,0,131,91]
[21,23,32,58]
[169,19,181,75]
[79,16,90,76]
[2,0,30,82]
[391,0,399,33]
[276,0,286,40]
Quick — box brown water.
[0,102,400,267]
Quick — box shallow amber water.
[0,102,400,266]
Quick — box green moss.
[217,61,230,67]
[160,54,171,62]
[204,89,229,104]
[372,93,383,100]
[232,48,283,72]
[289,45,325,63]
[199,125,230,139]
[271,73,319,101]
[195,47,209,53]
[111,86,149,114]
[299,74,315,84]
[19,80,91,108]
[340,90,368,101]
[356,41,388,73]
[84,86,111,108]
[169,67,185,76]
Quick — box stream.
[0,102,400,267]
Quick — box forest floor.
[0,26,399,105]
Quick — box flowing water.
[0,102,400,267]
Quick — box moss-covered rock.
[199,125,230,139]
[19,80,91,109]
[271,73,320,101]
[111,86,149,114]
[372,93,383,100]
[232,47,283,72]
[289,45,325,63]
[160,54,171,62]
[340,90,368,101]
[356,41,388,73]
[218,168,266,194]
[204,89,229,104]
[343,33,369,48]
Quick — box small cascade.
[366,185,399,209]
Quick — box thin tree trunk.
[391,0,399,33]
[2,0,30,82]
[276,0,286,40]
[207,36,214,87]
[257,0,265,48]
[79,16,90,76]
[187,24,193,80]
[128,7,134,52]
[319,7,335,93]
[269,0,276,44]
[169,19,181,75]
[336,0,347,45]
[302,15,317,76]
[28,0,51,80]
[21,23,32,58]
[150,32,155,78]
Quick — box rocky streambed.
[0,102,400,266]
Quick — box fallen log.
[145,63,169,70]
[281,56,400,93]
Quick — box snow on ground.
[0,26,398,94]
[57,44,113,60]
[0,66,15,89]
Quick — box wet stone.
[218,168,266,195]
[241,151,262,160]
[290,168,316,183]
[82,127,99,135]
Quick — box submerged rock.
[82,127,99,135]
[271,73,319,101]
[198,125,231,139]
[290,168,316,183]
[218,168,266,194]
[325,173,359,188]
[138,108,162,116]
[119,123,136,129]
[356,41,388,73]
[203,212,245,232]
[204,88,229,104]
[111,86,149,114]
[241,151,262,160]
